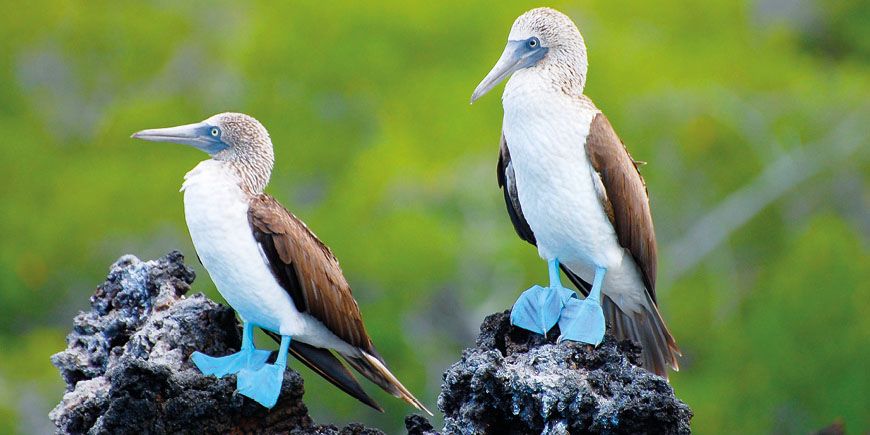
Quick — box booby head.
[471,7,588,103]
[132,112,275,192]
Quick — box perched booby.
[471,8,680,378]
[132,113,430,412]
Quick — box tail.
[602,292,681,379]
[262,329,384,412]
[342,350,433,416]
[561,265,680,379]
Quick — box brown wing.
[586,113,681,377]
[250,195,430,412]
[585,113,658,302]
[248,194,374,352]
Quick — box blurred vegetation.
[1,0,868,433]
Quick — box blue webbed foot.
[192,321,270,377]
[237,364,285,408]
[191,348,271,378]
[557,265,607,346]
[511,284,576,335]
[557,296,605,345]
[236,334,292,408]
[510,259,578,335]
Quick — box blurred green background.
[1,0,868,433]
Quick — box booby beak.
[131,122,229,155]
[471,40,548,104]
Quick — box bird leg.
[236,335,291,408]
[510,258,577,335]
[558,265,606,345]
[191,321,271,378]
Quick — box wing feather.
[584,113,680,377]
[584,113,658,302]
[248,194,374,352]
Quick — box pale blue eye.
[210,128,220,137]
[527,37,540,49]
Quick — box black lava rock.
[49,252,384,435]
[50,252,691,434]
[405,414,440,435]
[438,311,693,434]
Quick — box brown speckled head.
[132,112,275,194]
[511,10,586,66]
[471,7,589,102]
[205,112,275,194]
[510,8,588,92]
[205,113,273,161]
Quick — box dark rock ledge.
[50,252,691,434]
[439,312,692,434]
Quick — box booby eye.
[527,37,540,49]
[210,127,220,137]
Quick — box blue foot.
[237,364,285,408]
[191,349,271,378]
[558,265,607,346]
[236,334,292,408]
[558,297,605,345]
[510,258,578,335]
[511,284,576,335]
[191,321,270,377]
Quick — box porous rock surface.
[50,252,692,434]
[438,311,693,434]
[49,251,385,435]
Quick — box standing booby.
[471,8,680,378]
[132,112,429,412]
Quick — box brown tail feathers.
[342,351,432,415]
[602,292,681,379]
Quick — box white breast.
[502,71,646,312]
[182,160,298,332]
[181,160,356,351]
[502,71,623,267]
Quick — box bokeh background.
[2,0,869,433]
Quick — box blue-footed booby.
[471,8,680,378]
[132,113,430,412]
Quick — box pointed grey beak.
[471,40,548,104]
[131,121,228,155]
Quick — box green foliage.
[0,329,66,434]
[671,216,870,432]
[1,0,868,433]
